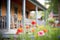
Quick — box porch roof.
[12,0,47,12]
[28,0,47,10]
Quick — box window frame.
[0,0,2,16]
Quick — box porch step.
[0,29,18,40]
[0,29,17,34]
[2,34,18,40]
[0,29,8,32]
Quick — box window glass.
[0,0,2,16]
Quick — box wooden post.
[22,0,26,27]
[36,6,38,24]
[6,0,11,29]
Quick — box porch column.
[6,0,11,29]
[22,0,26,27]
[36,6,38,24]
[44,10,46,26]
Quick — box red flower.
[16,28,23,35]
[31,20,36,25]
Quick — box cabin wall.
[1,0,30,20]
[11,2,22,21]
[1,0,22,21]
[1,0,30,29]
[2,0,6,16]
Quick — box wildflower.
[31,28,35,33]
[38,31,45,36]
[43,29,48,33]
[36,24,39,27]
[31,20,36,25]
[38,25,44,29]
[20,24,23,27]
[26,25,30,29]
[16,28,23,35]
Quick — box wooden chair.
[3,16,6,29]
[0,16,6,29]
[0,16,3,29]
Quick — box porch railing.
[0,16,6,29]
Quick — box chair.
[0,16,6,29]
[0,16,3,29]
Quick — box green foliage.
[48,18,55,23]
[10,35,14,40]
[46,0,59,14]
[0,33,2,40]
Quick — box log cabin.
[0,0,46,38]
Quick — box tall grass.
[9,25,60,40]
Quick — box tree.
[45,0,60,23]
[45,0,58,14]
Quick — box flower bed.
[1,20,60,40]
[9,24,60,40]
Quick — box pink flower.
[38,31,45,36]
[49,11,54,18]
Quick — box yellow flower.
[34,34,38,38]
[19,28,23,30]
[38,25,44,29]
[52,28,58,31]
[36,24,39,27]
[31,28,35,32]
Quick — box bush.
[48,18,55,23]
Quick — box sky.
[37,0,50,8]
[37,0,45,5]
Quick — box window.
[30,11,36,19]
[26,11,29,18]
[0,0,2,29]
[14,5,18,14]
[14,4,18,28]
[10,4,18,29]
[0,0,2,16]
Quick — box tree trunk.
[58,0,60,23]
